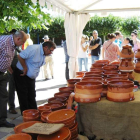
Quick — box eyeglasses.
[131,35,134,37]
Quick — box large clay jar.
[119,59,134,71]
[107,80,134,102]
[74,82,103,103]
[67,79,80,87]
[120,45,134,58]
[135,49,140,58]
[134,58,140,73]
[94,60,110,65]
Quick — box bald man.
[0,31,27,127]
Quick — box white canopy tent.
[32,0,140,78]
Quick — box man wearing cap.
[0,31,27,127]
[43,35,54,80]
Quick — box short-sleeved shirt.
[16,44,45,79]
[78,42,89,58]
[90,37,102,56]
[103,40,119,62]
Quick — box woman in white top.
[78,35,89,71]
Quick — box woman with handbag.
[102,33,120,62]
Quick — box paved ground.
[0,46,92,140]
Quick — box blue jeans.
[91,55,99,64]
[78,58,88,71]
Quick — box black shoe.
[0,121,15,128]
[52,76,54,79]
[44,78,50,81]
[9,109,17,114]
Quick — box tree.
[121,16,140,36]
[0,0,51,33]
[83,15,122,41]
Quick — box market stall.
[77,91,140,140]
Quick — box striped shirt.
[0,35,15,72]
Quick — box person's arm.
[17,54,28,76]
[116,45,120,56]
[81,44,88,52]
[7,67,13,74]
[102,47,105,60]
[89,44,99,50]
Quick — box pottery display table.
[77,90,140,140]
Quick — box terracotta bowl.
[91,63,106,68]
[76,71,86,78]
[38,106,51,114]
[85,71,103,75]
[103,65,118,70]
[81,77,102,82]
[44,103,64,111]
[95,60,110,64]
[103,70,119,75]
[75,82,103,95]
[48,97,67,104]
[59,87,74,92]
[74,93,101,103]
[110,61,120,65]
[14,121,42,134]
[83,74,102,78]
[41,111,52,122]
[6,133,32,140]
[108,74,128,78]
[37,127,71,140]
[67,79,81,87]
[23,115,40,122]
[70,122,78,136]
[54,92,71,99]
[107,81,134,93]
[46,109,75,123]
[23,109,39,118]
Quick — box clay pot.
[14,121,42,134]
[6,133,32,140]
[90,68,104,73]
[91,63,105,68]
[54,92,71,99]
[23,109,39,118]
[46,109,75,123]
[120,45,134,58]
[119,59,134,71]
[76,71,86,78]
[83,74,102,78]
[44,103,64,111]
[41,111,52,122]
[85,71,103,75]
[37,127,71,140]
[81,77,102,82]
[107,81,134,93]
[107,74,128,79]
[48,97,67,104]
[75,82,103,95]
[38,106,51,114]
[103,65,118,70]
[95,60,110,64]
[59,87,74,92]
[110,61,120,66]
[67,79,80,87]
[134,58,140,73]
[23,115,40,122]
[135,49,140,58]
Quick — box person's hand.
[8,67,13,74]
[20,67,28,76]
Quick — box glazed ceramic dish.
[59,87,74,92]
[14,121,42,134]
[46,109,75,123]
[38,106,51,114]
[81,77,103,82]
[23,109,39,118]
[37,127,71,140]
[54,92,71,99]
[103,65,118,70]
[107,91,134,102]
[6,133,32,140]
[67,79,80,87]
[95,60,110,64]
[85,71,103,75]
[75,82,103,95]
[76,71,86,78]
[107,81,134,93]
[83,74,102,78]
[48,97,67,104]
[91,63,105,68]
[44,103,64,111]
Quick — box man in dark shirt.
[89,30,102,64]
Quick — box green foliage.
[46,16,65,38]
[121,16,140,35]
[0,0,51,33]
[83,14,122,37]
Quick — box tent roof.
[45,0,140,14]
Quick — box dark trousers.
[14,68,37,114]
[8,72,16,110]
[66,62,69,80]
[0,73,8,125]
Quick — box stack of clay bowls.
[6,133,32,140]
[59,87,74,93]
[134,49,140,73]
[44,103,65,111]
[46,109,78,140]
[37,127,71,140]
[54,92,71,100]
[48,97,67,104]
[107,80,134,102]
[74,81,103,103]
[38,106,52,115]
[23,109,40,122]
[67,79,81,88]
